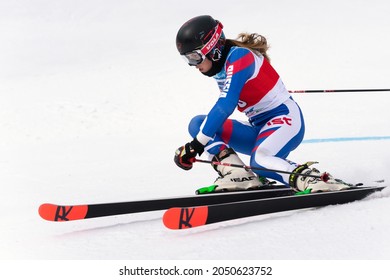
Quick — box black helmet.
[176,15,225,58]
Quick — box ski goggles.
[182,50,206,66]
[181,21,224,66]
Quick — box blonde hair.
[227,33,270,62]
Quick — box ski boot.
[289,162,351,193]
[197,148,271,194]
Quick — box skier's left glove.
[174,138,204,170]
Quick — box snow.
[1,0,390,267]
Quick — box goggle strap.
[200,22,223,55]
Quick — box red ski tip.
[163,206,208,230]
[39,203,88,222]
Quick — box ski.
[38,185,293,222]
[162,186,385,230]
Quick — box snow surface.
[1,0,390,261]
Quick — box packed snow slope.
[1,0,390,259]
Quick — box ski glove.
[174,138,204,170]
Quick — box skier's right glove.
[174,138,204,170]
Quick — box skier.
[173,15,349,193]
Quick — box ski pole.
[289,88,390,93]
[193,158,330,182]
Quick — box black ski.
[38,185,293,222]
[163,186,385,230]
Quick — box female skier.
[174,15,348,193]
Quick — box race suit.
[188,46,305,185]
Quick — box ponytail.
[227,33,270,62]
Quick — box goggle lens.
[182,50,205,66]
